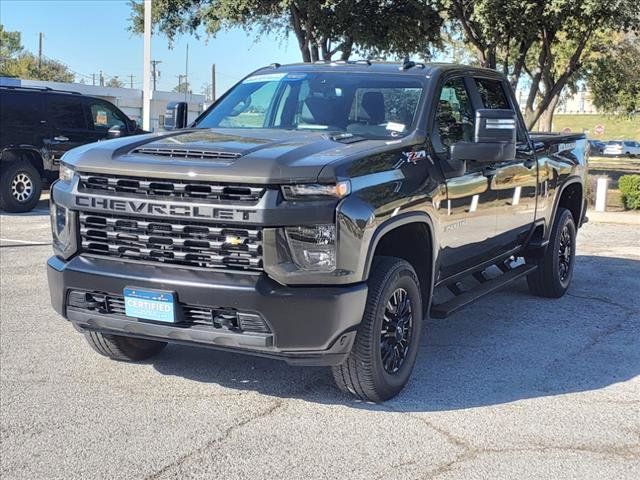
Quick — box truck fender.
[362,211,438,302]
[547,176,584,238]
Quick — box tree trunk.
[537,93,560,132]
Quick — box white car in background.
[603,140,640,157]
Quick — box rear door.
[471,77,537,252]
[431,76,499,279]
[45,93,93,163]
[0,90,46,152]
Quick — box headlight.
[50,201,76,259]
[59,163,75,183]
[281,181,350,201]
[285,225,336,271]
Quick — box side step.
[430,263,537,319]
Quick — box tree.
[106,76,124,88]
[1,24,74,82]
[0,25,23,62]
[589,33,640,115]
[443,0,640,130]
[173,81,191,94]
[1,52,74,82]
[129,0,443,62]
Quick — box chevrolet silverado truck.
[47,62,587,401]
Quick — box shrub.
[619,175,640,210]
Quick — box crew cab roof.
[251,61,505,80]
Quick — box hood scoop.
[131,146,242,163]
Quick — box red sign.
[562,127,572,134]
[594,124,605,135]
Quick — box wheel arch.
[1,147,45,175]
[364,212,436,308]
[553,178,584,229]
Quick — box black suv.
[0,86,143,212]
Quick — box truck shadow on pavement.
[151,254,640,411]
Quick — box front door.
[472,77,537,251]
[431,77,499,280]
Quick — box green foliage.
[618,175,640,210]
[0,25,22,60]
[589,34,640,115]
[442,1,640,129]
[173,81,191,93]
[105,77,124,88]
[0,24,74,82]
[128,0,442,62]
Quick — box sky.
[1,0,303,96]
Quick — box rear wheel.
[332,256,423,402]
[526,207,576,298]
[84,331,167,361]
[0,160,42,212]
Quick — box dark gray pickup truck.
[47,62,588,401]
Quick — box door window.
[433,77,475,150]
[474,78,510,110]
[87,101,127,131]
[48,96,86,130]
[1,92,42,127]
[218,80,279,128]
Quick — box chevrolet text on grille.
[74,195,257,221]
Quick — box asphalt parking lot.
[1,202,639,480]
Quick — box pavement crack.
[567,292,639,313]
[143,399,284,479]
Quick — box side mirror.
[450,109,516,164]
[128,119,138,132]
[107,125,125,139]
[163,101,188,130]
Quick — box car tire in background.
[0,160,43,213]
[332,256,423,402]
[526,207,577,298]
[84,331,168,361]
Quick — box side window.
[0,92,42,127]
[474,78,510,110]
[433,77,475,150]
[218,80,278,128]
[48,96,86,130]
[88,101,127,131]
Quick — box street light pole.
[142,0,152,131]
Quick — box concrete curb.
[587,209,640,225]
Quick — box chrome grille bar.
[79,213,263,271]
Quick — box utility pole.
[150,60,162,91]
[176,74,186,93]
[211,63,216,102]
[185,43,189,101]
[142,0,152,131]
[129,74,134,89]
[99,70,104,86]
[38,32,43,73]
[92,73,96,86]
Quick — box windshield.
[195,71,425,139]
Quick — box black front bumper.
[47,256,367,366]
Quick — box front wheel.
[0,160,43,213]
[332,256,423,402]
[526,207,577,298]
[84,331,167,361]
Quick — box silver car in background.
[603,140,640,157]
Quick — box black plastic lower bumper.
[47,256,367,366]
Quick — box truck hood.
[62,128,394,184]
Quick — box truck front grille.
[79,212,263,271]
[78,173,265,204]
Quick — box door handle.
[54,136,69,142]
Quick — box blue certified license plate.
[123,288,175,323]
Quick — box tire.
[84,331,167,361]
[0,160,43,213]
[331,256,423,402]
[526,207,576,298]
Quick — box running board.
[430,264,537,319]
